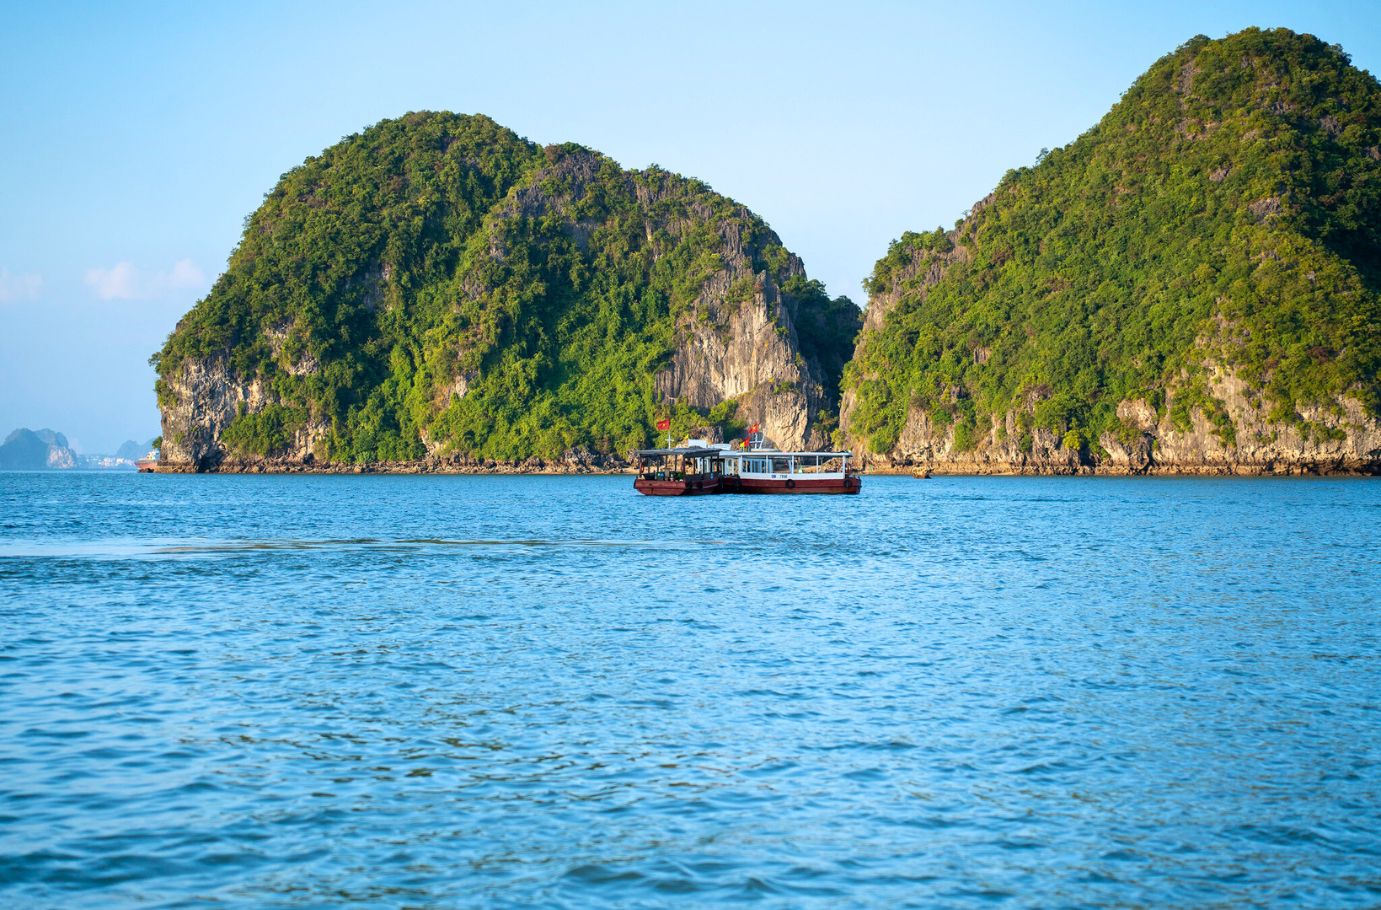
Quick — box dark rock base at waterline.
[861,458,1381,477]
[155,454,635,475]
[151,457,1381,476]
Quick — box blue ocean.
[2,472,1379,908]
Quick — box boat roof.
[632,447,723,456]
[724,450,853,457]
[632,447,854,457]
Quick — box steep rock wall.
[650,258,828,452]
[159,357,326,470]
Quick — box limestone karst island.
[151,29,1381,476]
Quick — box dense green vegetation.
[845,28,1381,454]
[153,114,857,461]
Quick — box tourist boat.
[631,445,726,496]
[632,433,861,495]
[135,449,159,472]
[719,438,861,494]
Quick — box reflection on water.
[1,472,1379,908]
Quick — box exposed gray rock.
[848,362,1381,476]
[159,357,327,470]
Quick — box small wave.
[0,536,728,560]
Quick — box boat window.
[771,456,790,474]
[819,456,843,473]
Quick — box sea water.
[1,472,1379,908]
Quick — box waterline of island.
[148,457,1381,476]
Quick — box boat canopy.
[723,450,853,458]
[632,447,724,457]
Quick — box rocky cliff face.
[852,379,1381,475]
[644,237,831,451]
[655,282,829,452]
[159,357,325,470]
[160,358,263,469]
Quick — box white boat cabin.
[710,432,852,480]
[722,450,851,480]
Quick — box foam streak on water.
[1,473,1379,908]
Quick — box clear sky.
[3,0,1379,452]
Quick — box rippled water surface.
[2,472,1380,908]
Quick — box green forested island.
[153,115,858,468]
[840,28,1381,472]
[156,28,1381,474]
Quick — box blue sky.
[2,0,1379,452]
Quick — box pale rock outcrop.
[850,363,1381,475]
[653,269,827,451]
[159,357,327,470]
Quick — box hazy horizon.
[4,0,1380,452]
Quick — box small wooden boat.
[632,447,725,496]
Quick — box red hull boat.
[631,446,726,496]
[729,474,861,494]
[632,439,861,496]
[632,476,723,496]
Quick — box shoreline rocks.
[155,451,637,475]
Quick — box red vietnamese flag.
[656,418,671,431]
